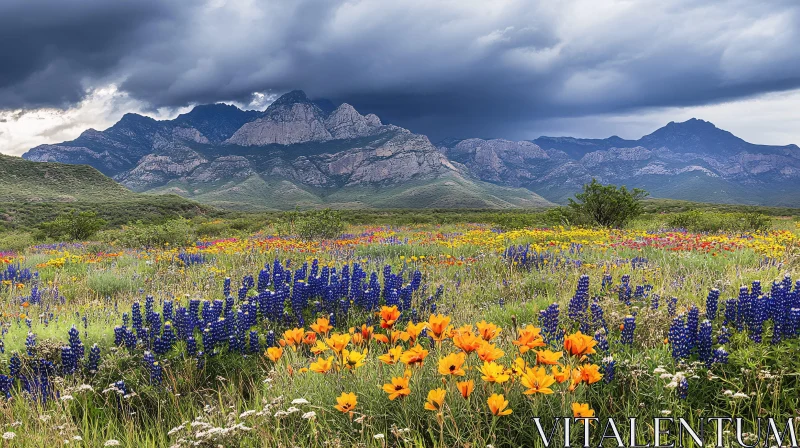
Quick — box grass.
[0,219,799,446]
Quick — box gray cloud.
[2,0,800,141]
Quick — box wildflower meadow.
[1,223,799,446]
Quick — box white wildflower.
[73,436,83,441]
[723,390,734,396]
[104,440,121,446]
[3,432,16,440]
[302,411,316,420]
[653,367,666,374]
[239,410,256,419]
[374,434,385,440]
[732,392,749,399]
[274,410,289,418]
[285,406,300,414]
[659,373,674,379]
[665,381,678,389]
[61,395,75,401]
[291,398,310,405]
[660,410,672,416]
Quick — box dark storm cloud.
[0,0,176,109]
[3,0,800,140]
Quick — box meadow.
[1,216,800,447]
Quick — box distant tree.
[37,211,107,241]
[568,179,648,228]
[275,208,346,240]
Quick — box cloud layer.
[2,0,800,147]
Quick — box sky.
[2,0,800,156]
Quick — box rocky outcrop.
[324,104,383,139]
[225,101,332,146]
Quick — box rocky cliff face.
[22,90,548,209]
[440,119,800,204]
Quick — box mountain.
[0,154,211,230]
[24,91,551,210]
[440,119,800,205]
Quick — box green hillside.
[146,173,554,211]
[0,154,213,229]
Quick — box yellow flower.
[382,376,411,400]
[309,356,334,374]
[378,346,404,365]
[342,348,367,370]
[487,393,512,416]
[453,331,482,354]
[282,327,305,350]
[400,344,429,367]
[479,361,510,384]
[324,333,351,353]
[476,341,504,362]
[406,321,426,344]
[334,392,357,413]
[265,347,283,362]
[572,402,595,421]
[437,352,466,376]
[520,366,556,395]
[476,320,501,341]
[535,349,563,366]
[552,364,571,383]
[424,388,447,411]
[456,380,475,399]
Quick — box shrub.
[276,209,346,240]
[109,219,196,248]
[667,211,772,232]
[0,231,34,252]
[36,211,107,241]
[568,179,648,228]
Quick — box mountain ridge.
[21,90,800,208]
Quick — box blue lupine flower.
[686,306,699,350]
[697,320,713,367]
[669,316,689,360]
[717,326,731,345]
[87,344,101,373]
[677,377,688,400]
[667,297,678,317]
[705,288,719,321]
[620,315,636,346]
[602,357,615,383]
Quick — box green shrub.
[195,219,231,238]
[667,210,772,232]
[0,231,34,252]
[276,209,346,240]
[109,218,196,248]
[36,211,107,241]
[568,179,648,228]
[86,270,141,297]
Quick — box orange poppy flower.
[310,317,333,335]
[378,346,404,365]
[564,331,597,356]
[309,355,334,374]
[476,320,501,341]
[265,346,283,362]
[437,352,466,376]
[382,376,411,400]
[476,341,505,362]
[424,388,447,411]
[400,344,429,367]
[487,393,512,416]
[579,364,603,384]
[479,361,510,384]
[427,314,451,341]
[324,333,351,353]
[282,327,305,350]
[380,305,401,329]
[520,366,556,395]
[535,349,563,366]
[453,332,482,354]
[334,392,357,413]
[456,379,475,398]
[572,402,595,421]
[513,325,546,354]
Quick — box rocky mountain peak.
[270,90,313,107]
[324,103,383,139]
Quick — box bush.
[0,231,34,252]
[36,211,107,241]
[109,219,196,248]
[666,211,772,232]
[568,179,648,228]
[276,209,346,240]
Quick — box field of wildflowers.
[1,223,799,446]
